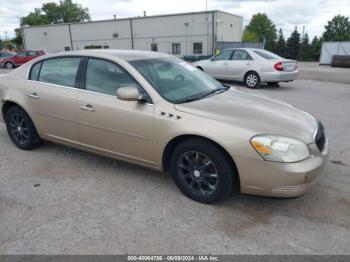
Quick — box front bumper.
[239,140,329,198]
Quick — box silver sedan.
[193,48,298,88]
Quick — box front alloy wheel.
[170,139,236,204]
[177,151,219,196]
[5,62,14,69]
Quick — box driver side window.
[212,50,233,61]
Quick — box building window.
[193,42,202,54]
[172,43,181,55]
[84,45,102,49]
[151,43,158,52]
[64,46,71,51]
[113,33,119,38]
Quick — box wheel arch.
[244,70,260,81]
[162,134,241,191]
[2,100,31,122]
[4,61,15,67]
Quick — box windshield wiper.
[181,85,230,103]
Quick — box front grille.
[315,121,326,152]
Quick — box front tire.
[244,71,261,89]
[5,106,42,150]
[170,138,235,204]
[5,62,14,69]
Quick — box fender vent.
[160,111,181,119]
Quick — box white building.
[319,41,350,65]
[22,10,243,57]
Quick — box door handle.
[28,92,39,99]
[80,104,96,112]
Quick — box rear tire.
[244,71,261,89]
[170,138,235,204]
[268,82,280,87]
[5,62,14,69]
[5,106,42,150]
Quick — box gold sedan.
[0,50,328,203]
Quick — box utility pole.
[205,0,209,56]
[4,31,8,50]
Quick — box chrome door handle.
[80,105,96,112]
[28,92,39,99]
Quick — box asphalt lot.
[298,62,350,84]
[0,67,349,255]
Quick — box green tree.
[245,13,277,51]
[242,30,259,43]
[20,0,90,26]
[275,28,286,57]
[15,0,90,48]
[20,8,49,26]
[286,27,301,60]
[311,36,322,61]
[12,29,23,49]
[298,33,313,61]
[322,15,350,41]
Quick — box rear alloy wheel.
[245,72,261,89]
[5,106,42,150]
[170,139,235,204]
[5,62,14,69]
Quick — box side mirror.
[116,86,143,102]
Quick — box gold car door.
[77,58,154,165]
[26,57,80,143]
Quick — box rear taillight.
[274,62,283,71]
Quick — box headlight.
[250,135,310,163]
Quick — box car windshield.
[254,50,282,60]
[129,58,228,104]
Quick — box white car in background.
[193,48,298,89]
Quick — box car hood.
[175,88,317,144]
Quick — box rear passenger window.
[39,57,80,87]
[29,63,41,80]
[231,50,253,60]
[85,58,142,96]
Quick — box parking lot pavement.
[0,69,349,254]
[297,62,350,84]
[0,69,12,74]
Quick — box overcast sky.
[1,0,350,39]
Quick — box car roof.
[71,49,171,61]
[223,48,266,52]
